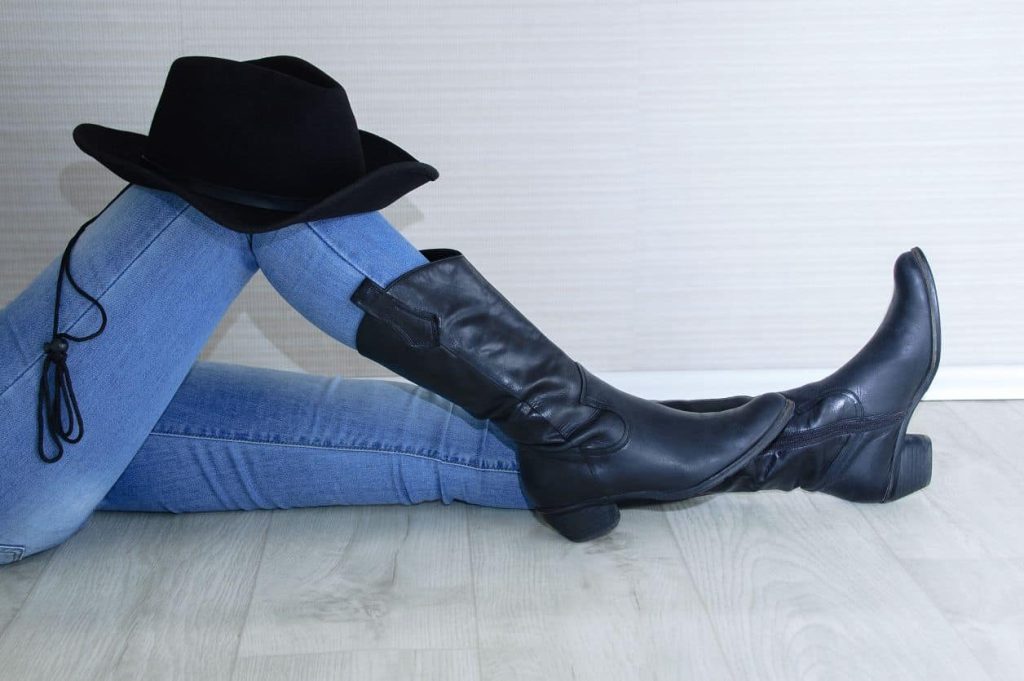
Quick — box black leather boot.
[350,249,794,541]
[663,247,940,503]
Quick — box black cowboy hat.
[72,55,439,233]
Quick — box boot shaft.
[351,248,611,447]
[348,247,794,541]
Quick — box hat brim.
[72,123,439,233]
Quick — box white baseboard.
[359,365,1024,401]
[591,365,1024,402]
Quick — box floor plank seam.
[234,645,485,659]
[859,510,1000,681]
[660,506,743,681]
[851,407,1000,681]
[465,509,485,681]
[228,510,273,681]
[940,402,1024,482]
[0,547,56,645]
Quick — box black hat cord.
[36,185,127,463]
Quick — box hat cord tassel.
[36,187,124,463]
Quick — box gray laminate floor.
[1,401,1021,681]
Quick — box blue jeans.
[0,185,528,565]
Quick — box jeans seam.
[147,430,522,474]
[0,201,193,400]
[0,544,26,563]
[304,221,378,283]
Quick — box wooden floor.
[1,401,1021,681]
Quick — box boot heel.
[538,503,620,542]
[887,434,933,501]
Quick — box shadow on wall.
[60,160,427,377]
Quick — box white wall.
[2,1,1022,395]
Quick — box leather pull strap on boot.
[663,247,941,503]
[350,248,794,541]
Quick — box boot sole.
[882,247,941,502]
[537,399,796,541]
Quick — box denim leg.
[249,211,427,348]
[96,361,530,512]
[236,212,528,510]
[0,185,257,563]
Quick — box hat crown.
[142,56,366,200]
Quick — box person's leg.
[0,184,257,564]
[96,361,529,513]
[91,241,937,518]
[96,244,939,517]
[250,212,793,542]
[248,210,428,346]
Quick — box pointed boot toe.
[663,247,941,503]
